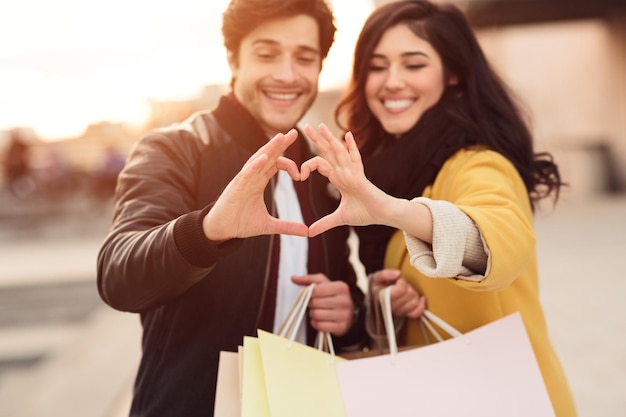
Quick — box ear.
[448,73,459,86]
[227,50,239,75]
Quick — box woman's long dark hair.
[335,0,564,208]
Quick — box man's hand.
[291,273,354,336]
[202,129,308,241]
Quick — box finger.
[370,269,402,287]
[310,318,350,336]
[255,133,298,177]
[410,295,427,319]
[276,156,300,181]
[245,134,282,168]
[299,159,312,181]
[399,295,427,319]
[265,217,309,237]
[300,156,332,181]
[319,123,341,147]
[291,273,329,286]
[251,129,298,169]
[390,278,416,302]
[344,131,362,163]
[304,124,329,154]
[392,289,418,315]
[319,123,352,156]
[309,306,351,323]
[309,308,352,336]
[308,213,342,237]
[235,153,269,186]
[318,123,346,163]
[311,279,349,300]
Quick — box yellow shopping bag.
[240,283,347,417]
[256,329,346,417]
[215,283,353,417]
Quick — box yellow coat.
[385,148,577,417]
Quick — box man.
[96,0,366,416]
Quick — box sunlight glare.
[0,0,373,141]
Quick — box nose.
[272,57,298,83]
[384,65,405,90]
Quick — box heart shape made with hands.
[203,129,337,240]
[267,123,373,239]
[205,124,371,241]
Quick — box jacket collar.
[212,92,268,155]
[212,92,309,164]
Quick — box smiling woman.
[0,0,373,142]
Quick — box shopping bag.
[256,283,346,417]
[335,287,556,417]
[213,351,241,417]
[240,336,271,417]
[256,330,346,417]
[215,284,317,417]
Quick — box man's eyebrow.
[251,39,320,54]
[251,39,280,47]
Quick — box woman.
[300,0,577,415]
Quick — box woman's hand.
[370,269,426,319]
[301,123,392,237]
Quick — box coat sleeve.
[96,130,239,313]
[406,149,536,292]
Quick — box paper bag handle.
[277,284,336,356]
[379,287,398,362]
[278,284,314,341]
[378,286,462,363]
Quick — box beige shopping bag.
[213,351,241,417]
[334,287,556,417]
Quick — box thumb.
[308,214,340,237]
[371,269,402,286]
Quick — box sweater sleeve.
[403,197,489,281]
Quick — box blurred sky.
[0,0,374,141]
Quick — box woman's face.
[365,23,448,137]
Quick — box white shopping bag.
[335,287,556,417]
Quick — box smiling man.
[96,1,366,416]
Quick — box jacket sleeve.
[405,149,536,292]
[96,130,239,313]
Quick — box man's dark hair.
[222,0,336,61]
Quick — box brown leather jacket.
[97,94,365,417]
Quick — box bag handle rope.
[379,286,462,364]
[277,284,336,359]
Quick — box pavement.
[0,191,141,417]
[0,188,624,417]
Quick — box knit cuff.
[403,197,489,281]
[173,204,242,268]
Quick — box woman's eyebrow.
[371,51,429,59]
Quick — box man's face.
[229,14,322,137]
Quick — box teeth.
[383,99,413,110]
[266,92,298,100]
